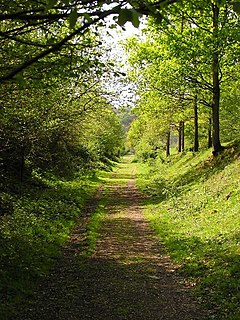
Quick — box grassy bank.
[0,168,116,319]
[136,144,240,319]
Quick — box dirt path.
[15,162,208,320]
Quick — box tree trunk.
[212,3,223,155]
[208,117,213,148]
[194,95,199,152]
[166,130,170,157]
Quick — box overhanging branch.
[0,6,121,83]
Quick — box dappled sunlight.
[15,161,208,320]
[111,173,133,180]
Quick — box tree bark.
[194,95,199,152]
[208,117,213,148]
[212,3,223,155]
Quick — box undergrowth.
[136,143,240,320]
[0,168,112,319]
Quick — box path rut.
[15,164,208,320]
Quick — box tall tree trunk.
[166,130,171,157]
[181,121,185,152]
[208,117,213,148]
[212,3,223,155]
[178,121,182,152]
[194,95,199,152]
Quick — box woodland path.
[15,158,208,320]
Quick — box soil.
[14,164,209,320]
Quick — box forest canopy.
[0,1,130,188]
[1,0,240,183]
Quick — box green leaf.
[233,2,240,13]
[83,13,92,23]
[217,0,226,8]
[153,13,163,24]
[131,9,141,28]
[46,0,58,11]
[15,73,25,88]
[118,9,131,27]
[117,8,141,28]
[69,8,78,29]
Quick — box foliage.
[0,169,107,318]
[127,117,166,161]
[136,142,240,319]
[0,5,125,317]
[124,0,240,156]
[220,64,240,142]
[80,107,124,165]
[0,42,124,186]
[0,0,178,83]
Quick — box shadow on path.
[15,164,209,320]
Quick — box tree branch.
[0,31,53,47]
[0,6,121,83]
[181,10,213,34]
[183,75,213,92]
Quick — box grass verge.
[81,200,107,258]
[0,168,115,319]
[135,144,240,320]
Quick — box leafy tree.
[159,0,240,154]
[0,0,176,82]
[124,0,240,157]
[3,0,239,83]
[0,25,123,187]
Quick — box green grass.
[0,157,130,319]
[1,150,239,319]
[136,144,240,319]
[81,201,107,258]
[0,168,114,319]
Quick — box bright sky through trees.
[100,21,141,109]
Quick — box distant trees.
[1,0,240,183]
[2,0,178,186]
[124,0,240,159]
[1,84,123,184]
